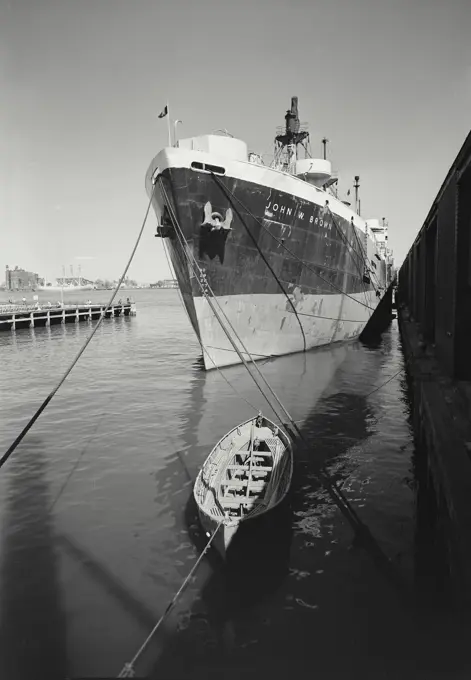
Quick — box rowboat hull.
[198,509,238,560]
[198,492,292,561]
[194,415,293,560]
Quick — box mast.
[274,97,309,172]
[322,137,328,160]
[382,217,389,255]
[354,175,360,216]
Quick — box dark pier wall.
[397,129,471,610]
[398,129,471,379]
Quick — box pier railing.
[0,302,130,314]
[0,302,136,331]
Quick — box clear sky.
[1,0,470,283]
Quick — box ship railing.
[275,123,309,136]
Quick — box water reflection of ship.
[166,342,365,579]
[149,329,418,679]
[188,341,352,449]
[149,345,376,677]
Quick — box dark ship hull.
[147,168,385,369]
[146,98,392,369]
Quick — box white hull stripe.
[194,291,376,369]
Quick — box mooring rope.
[117,521,222,678]
[0,186,156,471]
[158,179,291,426]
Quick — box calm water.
[0,289,468,679]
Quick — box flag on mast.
[158,102,172,146]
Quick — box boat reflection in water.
[184,481,294,655]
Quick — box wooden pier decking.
[0,303,136,332]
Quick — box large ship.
[146,97,393,369]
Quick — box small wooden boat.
[193,414,293,559]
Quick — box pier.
[397,128,471,609]
[0,302,136,332]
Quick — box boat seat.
[221,479,265,490]
[227,464,272,471]
[220,499,244,509]
[220,497,261,507]
[230,469,247,478]
[226,470,270,482]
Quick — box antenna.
[354,175,360,216]
[322,137,328,160]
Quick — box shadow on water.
[0,437,67,680]
[148,478,294,679]
[394,348,456,613]
[293,389,418,610]
[148,330,471,679]
[55,533,162,633]
[297,391,373,470]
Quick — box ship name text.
[264,200,332,230]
